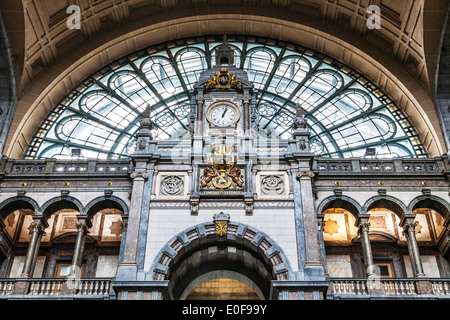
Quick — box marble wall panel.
[9,256,45,278]
[404,255,441,278]
[326,255,353,277]
[95,255,119,277]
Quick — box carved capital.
[75,221,89,233]
[76,215,93,231]
[120,217,128,233]
[358,221,371,235]
[196,97,205,105]
[296,171,314,180]
[29,222,45,235]
[402,221,418,237]
[130,171,149,180]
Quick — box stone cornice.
[149,201,295,209]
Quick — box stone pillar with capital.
[69,216,92,277]
[296,170,325,280]
[402,219,425,278]
[20,216,47,278]
[242,96,251,133]
[195,96,205,136]
[116,170,148,280]
[356,216,376,277]
[14,216,47,295]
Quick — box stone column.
[357,217,376,276]
[195,96,204,136]
[29,229,46,277]
[117,215,128,267]
[116,170,148,280]
[70,216,91,277]
[242,96,250,133]
[20,216,47,278]
[316,214,328,277]
[296,171,325,280]
[136,168,155,274]
[402,220,425,277]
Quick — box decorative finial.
[293,103,307,130]
[223,34,228,44]
[139,104,154,135]
[143,104,151,119]
[295,102,303,118]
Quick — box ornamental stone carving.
[296,171,315,179]
[260,175,285,195]
[130,171,149,180]
[160,175,184,196]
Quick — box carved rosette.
[260,175,285,195]
[160,175,184,196]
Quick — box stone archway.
[180,270,264,300]
[149,220,293,300]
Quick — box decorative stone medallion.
[260,175,285,195]
[160,175,184,196]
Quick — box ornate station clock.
[189,36,258,138]
[189,36,256,213]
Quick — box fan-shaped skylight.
[24,36,426,159]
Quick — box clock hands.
[221,107,227,118]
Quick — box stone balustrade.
[0,158,132,176]
[0,278,113,298]
[315,156,449,175]
[329,278,450,298]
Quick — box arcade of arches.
[0,0,449,300]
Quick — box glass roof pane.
[24,37,426,160]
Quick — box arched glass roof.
[24,36,427,160]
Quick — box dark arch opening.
[0,199,36,220]
[41,199,81,220]
[320,198,361,219]
[167,236,274,300]
[366,198,406,218]
[85,198,126,219]
[411,198,449,219]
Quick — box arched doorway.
[182,271,263,300]
[150,221,293,300]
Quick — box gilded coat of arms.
[200,140,244,190]
[204,67,243,90]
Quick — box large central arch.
[149,220,294,300]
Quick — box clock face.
[210,104,237,126]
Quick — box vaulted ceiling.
[0,0,448,158]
